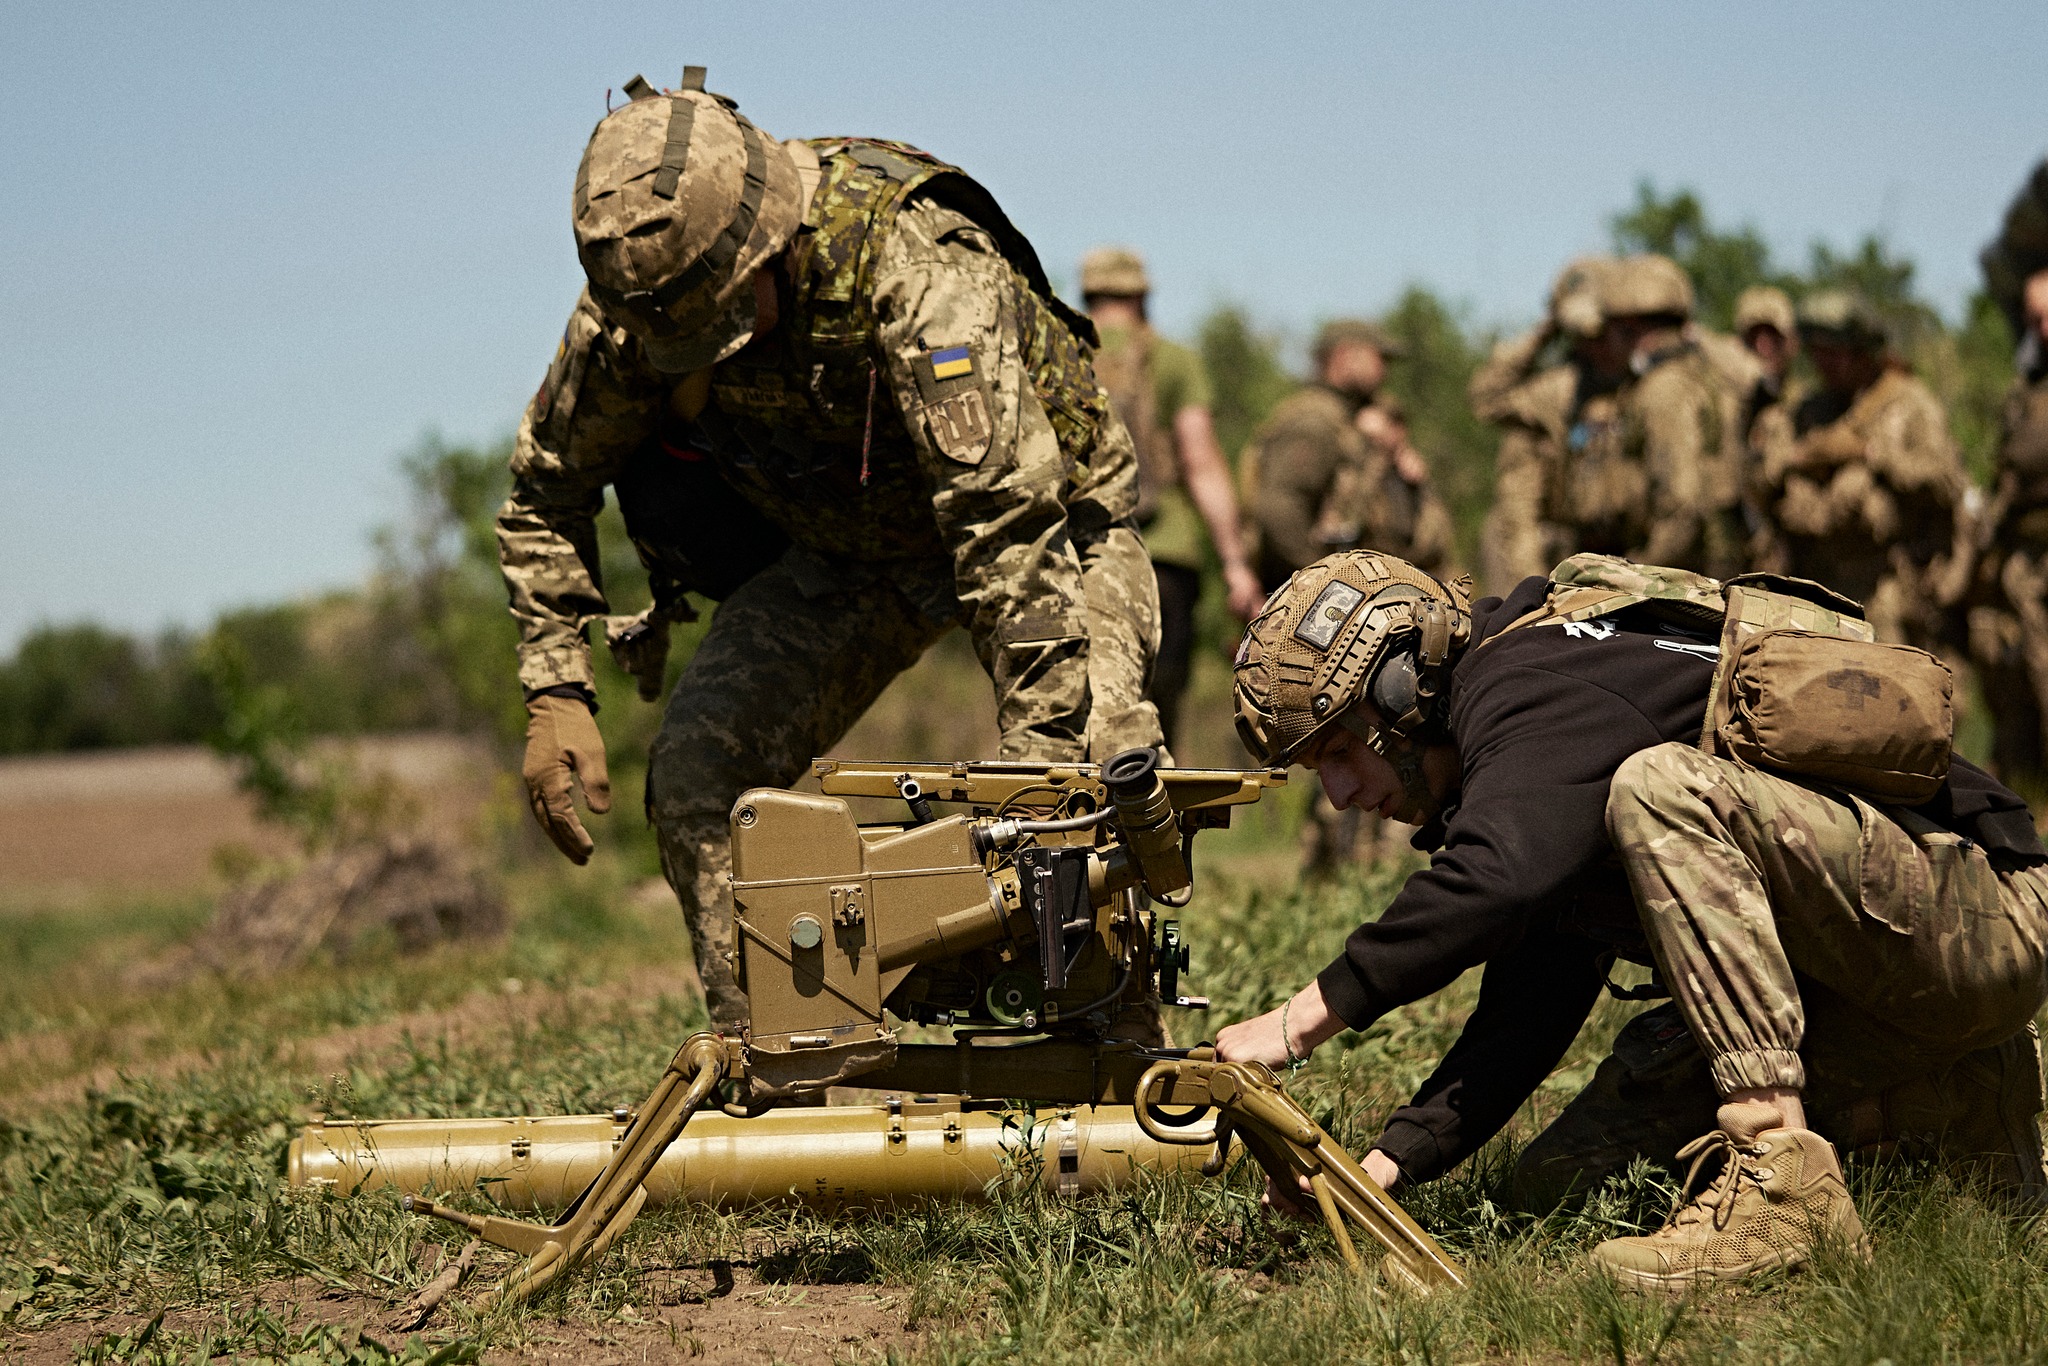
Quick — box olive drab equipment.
[1488,554,1956,804]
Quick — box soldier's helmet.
[1080,246,1149,298]
[1797,289,1889,352]
[1599,254,1694,322]
[574,72,807,373]
[1549,256,1614,338]
[1312,318,1408,367]
[1233,552,1473,813]
[1733,285,1796,339]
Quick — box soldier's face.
[1808,336,1880,395]
[2025,270,2048,341]
[1744,325,1793,375]
[1324,342,1387,397]
[1301,725,1403,819]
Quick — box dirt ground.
[0,735,496,898]
[3,1264,924,1365]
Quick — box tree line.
[0,185,2022,756]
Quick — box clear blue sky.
[3,1,2043,648]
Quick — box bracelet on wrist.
[1280,997,1308,1071]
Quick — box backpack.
[1491,554,1955,803]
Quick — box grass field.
[5,776,2048,1365]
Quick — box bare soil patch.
[4,1263,923,1366]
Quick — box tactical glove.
[522,692,611,864]
[604,608,674,702]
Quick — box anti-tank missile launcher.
[290,749,1462,1306]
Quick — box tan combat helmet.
[1797,288,1888,352]
[1312,318,1408,367]
[1733,285,1796,339]
[1549,255,1615,338]
[1081,246,1149,298]
[1599,254,1694,322]
[574,69,808,373]
[1234,552,1473,814]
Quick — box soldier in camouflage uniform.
[1955,173,2048,799]
[499,72,1160,1025]
[1240,319,1455,869]
[1477,255,1747,592]
[1215,550,2048,1283]
[1080,247,1264,750]
[1751,290,1968,647]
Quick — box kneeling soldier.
[1216,551,2048,1285]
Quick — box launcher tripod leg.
[408,1032,731,1309]
[1134,1057,1463,1291]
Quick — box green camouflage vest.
[700,138,1109,562]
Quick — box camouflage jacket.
[1241,384,1419,586]
[1756,367,1965,597]
[499,138,1137,760]
[1479,333,1742,588]
[1989,371,2048,551]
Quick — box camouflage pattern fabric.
[1512,1003,2048,1214]
[644,553,953,1023]
[1606,742,2048,1097]
[499,138,1150,764]
[1959,373,2048,791]
[1475,331,1746,592]
[1243,385,1454,592]
[1751,368,1967,646]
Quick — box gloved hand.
[605,607,675,702]
[522,692,610,864]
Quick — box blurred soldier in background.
[1751,290,1966,646]
[1732,286,1801,566]
[1476,255,1746,590]
[1080,247,1264,750]
[1955,161,2048,798]
[1241,319,1454,871]
[1242,319,1408,592]
[498,72,1160,1025]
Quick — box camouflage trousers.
[647,534,1161,1027]
[1513,741,2048,1210]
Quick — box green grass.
[4,828,2048,1363]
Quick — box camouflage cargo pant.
[1514,741,2048,1210]
[647,535,1161,1027]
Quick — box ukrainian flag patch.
[930,345,973,380]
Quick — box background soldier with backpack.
[1079,247,1264,750]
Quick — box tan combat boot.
[1591,1100,1870,1288]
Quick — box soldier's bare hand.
[522,693,611,864]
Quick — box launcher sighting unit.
[290,750,1463,1303]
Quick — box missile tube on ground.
[288,1102,1208,1211]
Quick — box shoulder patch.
[912,345,993,465]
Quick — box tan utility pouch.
[1703,577,1954,804]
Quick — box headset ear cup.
[1369,650,1421,723]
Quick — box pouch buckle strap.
[651,95,699,200]
[650,119,770,312]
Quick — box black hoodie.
[1314,576,2045,1184]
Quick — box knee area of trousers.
[1606,743,1708,828]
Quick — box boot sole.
[1597,1248,1805,1290]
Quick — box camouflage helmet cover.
[1312,317,1408,366]
[574,77,806,373]
[1232,551,1473,768]
[1733,285,1796,338]
[1549,255,1614,338]
[1080,246,1149,297]
[1797,288,1888,351]
[1599,254,1694,322]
